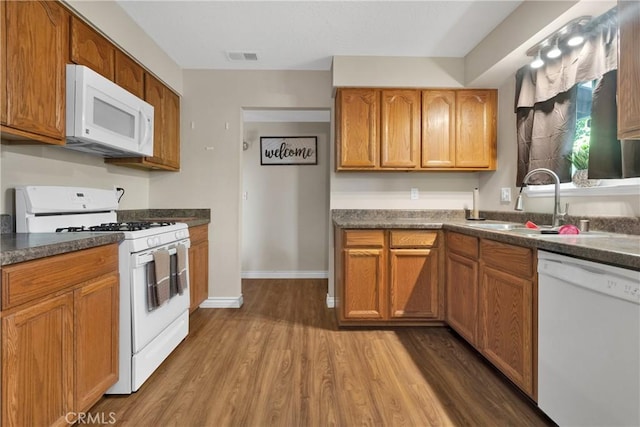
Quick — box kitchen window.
[525,79,640,198]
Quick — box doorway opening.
[240,109,331,285]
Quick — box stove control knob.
[147,238,155,247]
[176,231,185,239]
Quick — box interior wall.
[332,56,465,88]
[0,144,150,217]
[149,70,333,301]
[241,122,330,276]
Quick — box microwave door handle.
[140,108,152,149]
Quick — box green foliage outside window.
[568,116,591,170]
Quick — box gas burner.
[55,226,89,233]
[55,221,177,233]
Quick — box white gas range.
[15,185,191,394]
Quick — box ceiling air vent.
[226,51,258,61]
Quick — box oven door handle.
[134,243,188,266]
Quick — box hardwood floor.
[91,279,553,426]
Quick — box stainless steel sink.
[465,222,523,230]
[466,222,610,238]
[465,222,521,230]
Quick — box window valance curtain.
[514,9,627,186]
[515,18,617,109]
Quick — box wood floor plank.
[90,279,553,427]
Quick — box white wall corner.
[199,295,244,309]
[326,294,336,309]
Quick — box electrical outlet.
[410,188,419,200]
[501,187,511,203]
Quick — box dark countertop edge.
[333,219,640,271]
[184,219,210,228]
[117,209,211,227]
[332,208,640,235]
[1,233,124,266]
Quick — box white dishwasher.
[537,251,640,427]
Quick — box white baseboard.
[199,295,244,309]
[241,270,328,279]
[326,294,336,308]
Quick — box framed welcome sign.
[260,136,317,165]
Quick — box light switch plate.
[501,187,511,202]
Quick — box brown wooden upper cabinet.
[381,90,421,169]
[336,88,380,169]
[70,16,115,80]
[422,89,497,169]
[336,88,497,171]
[1,0,69,145]
[617,0,640,140]
[454,90,497,169]
[422,90,456,168]
[115,50,145,99]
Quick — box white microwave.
[65,64,154,158]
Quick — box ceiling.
[116,1,523,71]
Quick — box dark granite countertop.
[118,209,210,228]
[0,209,210,266]
[1,233,124,266]
[333,209,640,271]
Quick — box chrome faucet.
[514,168,567,227]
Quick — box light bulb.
[567,35,584,46]
[546,40,562,59]
[530,54,544,69]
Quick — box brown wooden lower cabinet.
[189,224,209,312]
[344,246,386,319]
[444,232,536,399]
[390,248,439,318]
[74,273,119,413]
[446,250,479,345]
[335,228,443,325]
[479,264,534,396]
[1,244,119,427]
[2,293,74,427]
[479,238,535,398]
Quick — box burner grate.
[55,221,176,233]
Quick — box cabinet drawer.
[447,232,478,259]
[343,230,385,247]
[390,230,438,248]
[189,224,208,245]
[2,244,118,310]
[480,239,532,278]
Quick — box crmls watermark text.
[66,412,117,425]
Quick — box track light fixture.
[567,34,585,47]
[530,50,544,69]
[546,38,562,59]
[526,16,592,69]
